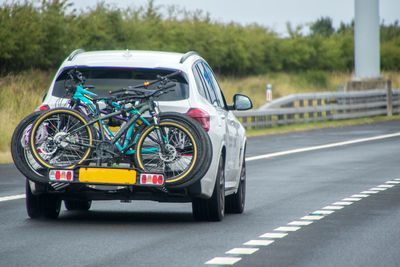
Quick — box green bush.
[0,0,398,75]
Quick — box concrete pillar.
[354,0,380,79]
[346,0,390,92]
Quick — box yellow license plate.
[79,167,136,185]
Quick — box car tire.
[26,180,61,219]
[192,155,225,221]
[225,156,246,214]
[64,200,92,211]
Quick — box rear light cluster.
[49,170,74,181]
[140,174,164,185]
[186,108,210,132]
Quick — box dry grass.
[0,151,11,164]
[0,70,51,157]
[219,71,399,108]
[219,72,347,108]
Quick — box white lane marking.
[312,210,335,215]
[386,181,400,184]
[342,198,362,201]
[288,221,313,226]
[203,177,400,265]
[301,215,324,220]
[333,201,353,206]
[205,257,242,265]
[0,194,25,202]
[274,226,301,232]
[352,194,369,198]
[245,132,400,162]
[260,232,288,238]
[378,184,394,188]
[361,190,379,194]
[204,178,399,266]
[243,240,274,246]
[370,187,387,191]
[226,248,259,255]
[323,205,344,210]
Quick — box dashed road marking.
[370,187,387,191]
[312,210,335,215]
[351,194,369,198]
[342,198,361,201]
[323,205,343,210]
[243,240,274,246]
[274,226,301,232]
[0,194,25,202]
[361,190,379,194]
[385,181,400,184]
[288,221,313,226]
[301,215,324,220]
[333,201,353,206]
[378,184,394,188]
[205,182,400,264]
[260,232,288,239]
[226,248,259,255]
[205,257,242,265]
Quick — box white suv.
[25,50,252,221]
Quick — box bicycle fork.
[151,103,168,155]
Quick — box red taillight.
[186,108,210,132]
[139,173,164,185]
[66,171,72,181]
[35,104,50,111]
[141,174,147,184]
[49,170,74,181]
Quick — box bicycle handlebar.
[109,70,181,96]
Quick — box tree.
[310,17,334,37]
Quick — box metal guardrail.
[234,89,400,129]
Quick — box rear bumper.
[28,166,203,202]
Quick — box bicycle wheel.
[29,108,94,169]
[11,111,47,182]
[134,118,202,185]
[159,113,212,185]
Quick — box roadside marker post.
[266,84,272,102]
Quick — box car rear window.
[52,67,189,101]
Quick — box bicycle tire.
[29,108,94,169]
[133,113,213,188]
[134,116,207,187]
[158,113,212,187]
[11,111,47,183]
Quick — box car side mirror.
[233,94,253,110]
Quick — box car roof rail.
[67,49,85,61]
[179,51,199,64]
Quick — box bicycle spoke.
[32,111,92,168]
[137,123,196,180]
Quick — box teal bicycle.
[28,70,210,186]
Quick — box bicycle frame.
[61,87,162,158]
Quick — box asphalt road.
[1,120,400,267]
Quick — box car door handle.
[221,115,226,120]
